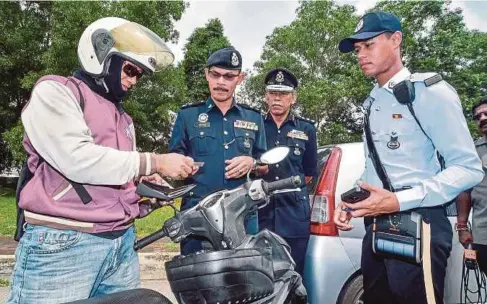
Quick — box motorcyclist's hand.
[156,153,195,179]
[459,230,473,248]
[343,181,400,218]
[139,173,169,186]
[225,156,254,179]
[139,173,173,208]
[334,201,354,231]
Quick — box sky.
[166,0,487,72]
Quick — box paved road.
[0,279,177,303]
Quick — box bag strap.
[63,77,92,204]
[364,97,394,192]
[405,102,446,170]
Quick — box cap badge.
[355,18,364,33]
[275,71,285,83]
[198,113,208,123]
[231,52,239,66]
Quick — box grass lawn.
[0,187,16,237]
[0,186,180,242]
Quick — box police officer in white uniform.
[333,11,483,304]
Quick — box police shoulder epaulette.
[409,73,443,87]
[238,103,262,114]
[180,100,205,109]
[296,115,316,125]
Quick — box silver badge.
[294,147,301,156]
[355,18,364,33]
[244,138,251,149]
[231,52,239,66]
[275,71,285,83]
[388,81,396,89]
[387,136,400,150]
[198,113,208,123]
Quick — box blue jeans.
[7,225,140,304]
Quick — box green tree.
[181,18,231,102]
[0,1,186,169]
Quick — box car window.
[308,147,333,193]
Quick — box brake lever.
[272,188,301,195]
[258,196,271,209]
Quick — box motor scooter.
[70,147,307,304]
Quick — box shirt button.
[200,131,204,135]
[372,131,376,135]
[224,145,229,150]
[276,164,279,168]
[276,141,280,145]
[245,133,249,136]
[223,118,228,121]
[278,130,281,133]
[275,176,279,180]
[375,106,381,111]
[224,131,228,135]
[189,192,194,196]
[296,143,299,147]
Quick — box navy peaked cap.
[207,47,242,70]
[264,68,298,92]
[339,11,402,53]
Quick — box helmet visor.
[111,22,175,71]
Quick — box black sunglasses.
[208,70,240,81]
[123,64,144,80]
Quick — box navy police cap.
[339,11,402,53]
[207,46,242,70]
[264,68,298,92]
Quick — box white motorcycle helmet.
[77,17,174,77]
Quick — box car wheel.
[337,274,364,304]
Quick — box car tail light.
[310,147,342,236]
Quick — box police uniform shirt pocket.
[234,127,256,154]
[189,128,216,156]
[286,137,306,160]
[383,115,425,156]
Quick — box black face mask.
[73,55,127,104]
[104,55,127,102]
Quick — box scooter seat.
[166,248,274,304]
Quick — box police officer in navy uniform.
[258,68,317,276]
[169,47,267,255]
[333,12,483,304]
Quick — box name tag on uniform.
[287,129,308,141]
[234,120,258,131]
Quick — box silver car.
[304,142,474,304]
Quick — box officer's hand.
[155,153,195,179]
[254,165,269,176]
[225,156,254,179]
[334,201,354,231]
[459,230,473,248]
[343,181,400,218]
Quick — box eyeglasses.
[208,70,240,81]
[474,111,487,121]
[123,64,144,80]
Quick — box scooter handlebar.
[134,228,167,251]
[262,175,301,194]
